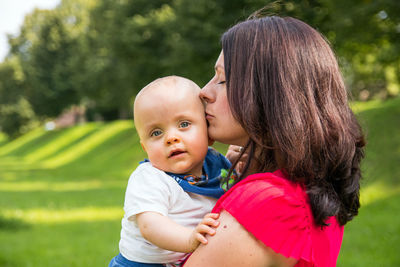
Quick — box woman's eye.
[218,81,226,84]
[179,121,190,128]
[150,130,162,137]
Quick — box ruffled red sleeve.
[212,170,343,267]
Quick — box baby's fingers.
[194,224,215,245]
[196,223,217,236]
[202,213,220,226]
[202,218,219,228]
[195,232,208,245]
[204,213,219,219]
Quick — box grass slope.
[0,98,399,266]
[339,97,400,266]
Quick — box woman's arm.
[136,211,219,253]
[184,210,297,267]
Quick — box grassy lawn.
[338,97,400,266]
[0,98,399,266]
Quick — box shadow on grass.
[57,127,143,178]
[357,97,400,186]
[6,130,61,157]
[0,256,11,267]
[6,125,101,160]
[0,123,137,182]
[0,215,30,231]
[37,124,104,162]
[0,139,8,148]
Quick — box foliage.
[0,97,38,138]
[0,0,399,134]
[0,58,38,137]
[240,0,400,99]
[82,0,175,118]
[8,1,95,118]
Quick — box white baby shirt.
[119,162,217,264]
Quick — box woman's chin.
[207,129,223,144]
[209,133,247,147]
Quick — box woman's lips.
[205,112,214,120]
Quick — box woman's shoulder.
[213,170,314,263]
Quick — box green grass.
[0,132,8,147]
[338,97,400,266]
[0,121,137,266]
[0,97,399,266]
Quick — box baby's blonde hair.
[133,75,202,123]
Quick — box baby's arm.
[136,212,219,253]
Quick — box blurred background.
[0,0,399,266]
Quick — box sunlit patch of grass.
[0,128,45,156]
[43,121,133,168]
[0,171,19,181]
[0,180,125,192]
[350,99,384,113]
[2,207,123,224]
[360,181,400,206]
[59,126,139,178]
[25,124,99,162]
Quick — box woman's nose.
[200,82,214,103]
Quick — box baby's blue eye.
[179,121,190,128]
[150,130,162,137]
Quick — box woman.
[185,16,365,266]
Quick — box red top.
[212,170,344,267]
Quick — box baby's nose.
[166,135,180,145]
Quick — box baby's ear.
[140,142,146,152]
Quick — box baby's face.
[134,81,208,176]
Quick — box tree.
[8,0,95,117]
[2,0,399,131]
[0,58,37,137]
[82,0,176,119]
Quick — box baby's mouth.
[169,149,185,158]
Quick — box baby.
[109,76,231,267]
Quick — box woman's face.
[200,52,249,146]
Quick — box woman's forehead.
[215,52,224,71]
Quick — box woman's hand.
[225,145,247,175]
[188,213,220,251]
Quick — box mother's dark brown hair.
[222,16,365,226]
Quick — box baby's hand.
[189,213,220,251]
